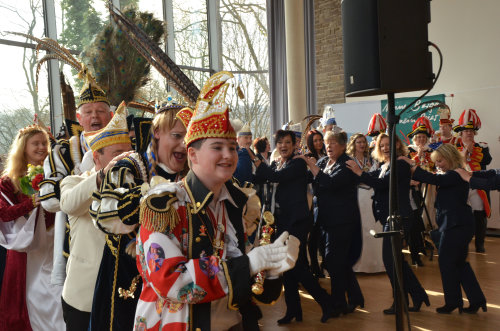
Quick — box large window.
[0,0,271,154]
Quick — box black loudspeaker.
[342,0,433,97]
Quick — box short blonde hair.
[324,130,347,146]
[431,143,464,170]
[346,133,368,158]
[2,128,49,191]
[371,133,408,162]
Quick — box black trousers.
[438,224,485,306]
[323,223,363,308]
[382,223,428,306]
[61,297,90,331]
[278,221,330,315]
[473,210,487,250]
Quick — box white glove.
[247,231,289,276]
[267,234,300,277]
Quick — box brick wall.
[314,0,344,113]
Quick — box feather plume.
[107,1,200,106]
[81,6,164,105]
[300,114,322,153]
[7,31,83,92]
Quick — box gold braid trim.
[139,192,180,233]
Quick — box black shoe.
[463,302,487,314]
[320,304,334,323]
[277,311,302,324]
[476,246,486,253]
[411,256,424,267]
[436,304,462,314]
[409,296,430,312]
[383,304,395,315]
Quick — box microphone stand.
[373,93,408,330]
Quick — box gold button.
[195,237,201,243]
[196,202,201,207]
[191,209,195,213]
[201,210,206,214]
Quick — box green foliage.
[59,0,104,51]
[81,5,165,105]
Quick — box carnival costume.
[454,109,492,252]
[134,71,295,330]
[88,104,192,331]
[0,125,64,331]
[407,117,435,266]
[59,102,131,330]
[433,107,461,145]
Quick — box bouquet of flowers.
[20,164,44,196]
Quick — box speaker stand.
[378,93,408,331]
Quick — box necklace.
[354,155,370,171]
[204,202,227,260]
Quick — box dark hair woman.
[403,144,486,314]
[346,133,430,314]
[249,129,332,324]
[298,130,364,316]
[306,130,326,160]
[253,136,271,164]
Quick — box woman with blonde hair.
[402,144,486,314]
[346,133,429,314]
[0,124,65,330]
[89,105,193,330]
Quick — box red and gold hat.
[185,71,236,147]
[175,107,194,128]
[453,108,481,132]
[367,113,387,137]
[408,116,434,138]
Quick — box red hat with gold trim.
[408,116,434,138]
[175,107,194,129]
[367,113,387,137]
[185,71,236,147]
[453,108,481,132]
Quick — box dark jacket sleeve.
[360,168,387,189]
[470,169,500,191]
[412,167,461,188]
[255,158,306,183]
[234,149,254,184]
[480,146,492,169]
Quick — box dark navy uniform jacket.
[359,159,412,225]
[313,153,360,229]
[470,169,500,191]
[413,167,474,232]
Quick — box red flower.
[31,173,44,191]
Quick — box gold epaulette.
[139,191,180,233]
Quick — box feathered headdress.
[408,116,434,138]
[108,2,200,106]
[367,113,387,137]
[454,109,481,132]
[7,32,109,108]
[81,6,165,106]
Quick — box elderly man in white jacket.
[59,103,132,331]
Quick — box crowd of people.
[0,64,497,331]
